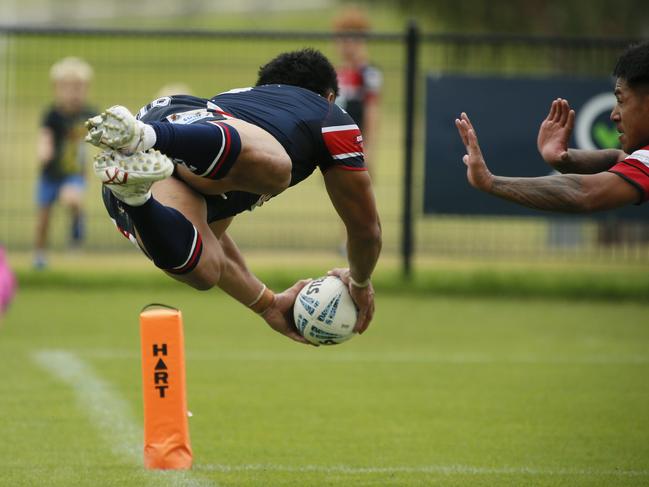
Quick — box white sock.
[140,124,157,151]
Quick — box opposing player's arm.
[488,172,640,212]
[457,112,641,212]
[551,149,627,175]
[537,98,626,174]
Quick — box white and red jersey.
[336,64,382,130]
[609,145,649,203]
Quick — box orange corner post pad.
[140,306,192,470]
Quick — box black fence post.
[402,21,419,278]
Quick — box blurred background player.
[34,57,96,269]
[456,41,649,213]
[333,6,382,175]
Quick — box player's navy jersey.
[133,85,365,222]
[211,84,365,182]
[609,145,649,204]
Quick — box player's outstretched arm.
[537,98,626,174]
[456,112,639,212]
[213,223,311,345]
[324,169,381,334]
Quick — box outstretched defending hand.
[327,268,375,334]
[455,112,493,192]
[537,98,575,166]
[262,279,313,345]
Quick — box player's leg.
[86,106,291,196]
[59,176,85,247]
[152,118,291,196]
[145,176,225,290]
[97,150,224,290]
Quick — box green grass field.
[2,272,648,486]
[2,8,649,485]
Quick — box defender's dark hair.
[256,48,339,98]
[613,41,649,89]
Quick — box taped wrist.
[248,284,275,314]
[349,275,371,288]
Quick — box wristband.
[349,276,371,288]
[248,284,275,314]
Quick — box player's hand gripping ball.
[293,276,358,345]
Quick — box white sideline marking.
[199,463,649,477]
[79,349,649,365]
[31,350,216,487]
[30,350,648,482]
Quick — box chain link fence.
[415,32,648,263]
[0,26,646,264]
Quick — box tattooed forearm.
[557,149,626,174]
[490,174,587,212]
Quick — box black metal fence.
[0,25,646,267]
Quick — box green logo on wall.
[576,93,620,150]
[592,122,620,149]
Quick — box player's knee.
[184,276,215,291]
[173,268,216,291]
[180,255,225,291]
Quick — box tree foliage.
[364,0,649,37]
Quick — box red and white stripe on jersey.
[206,101,235,119]
[321,123,366,170]
[110,217,139,247]
[167,226,203,275]
[609,145,649,203]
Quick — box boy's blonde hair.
[50,57,94,83]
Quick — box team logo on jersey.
[166,109,214,125]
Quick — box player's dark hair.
[613,41,649,90]
[256,48,339,98]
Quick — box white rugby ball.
[293,276,358,345]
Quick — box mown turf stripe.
[15,268,649,302]
[31,349,216,487]
[79,349,649,365]
[199,463,649,477]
